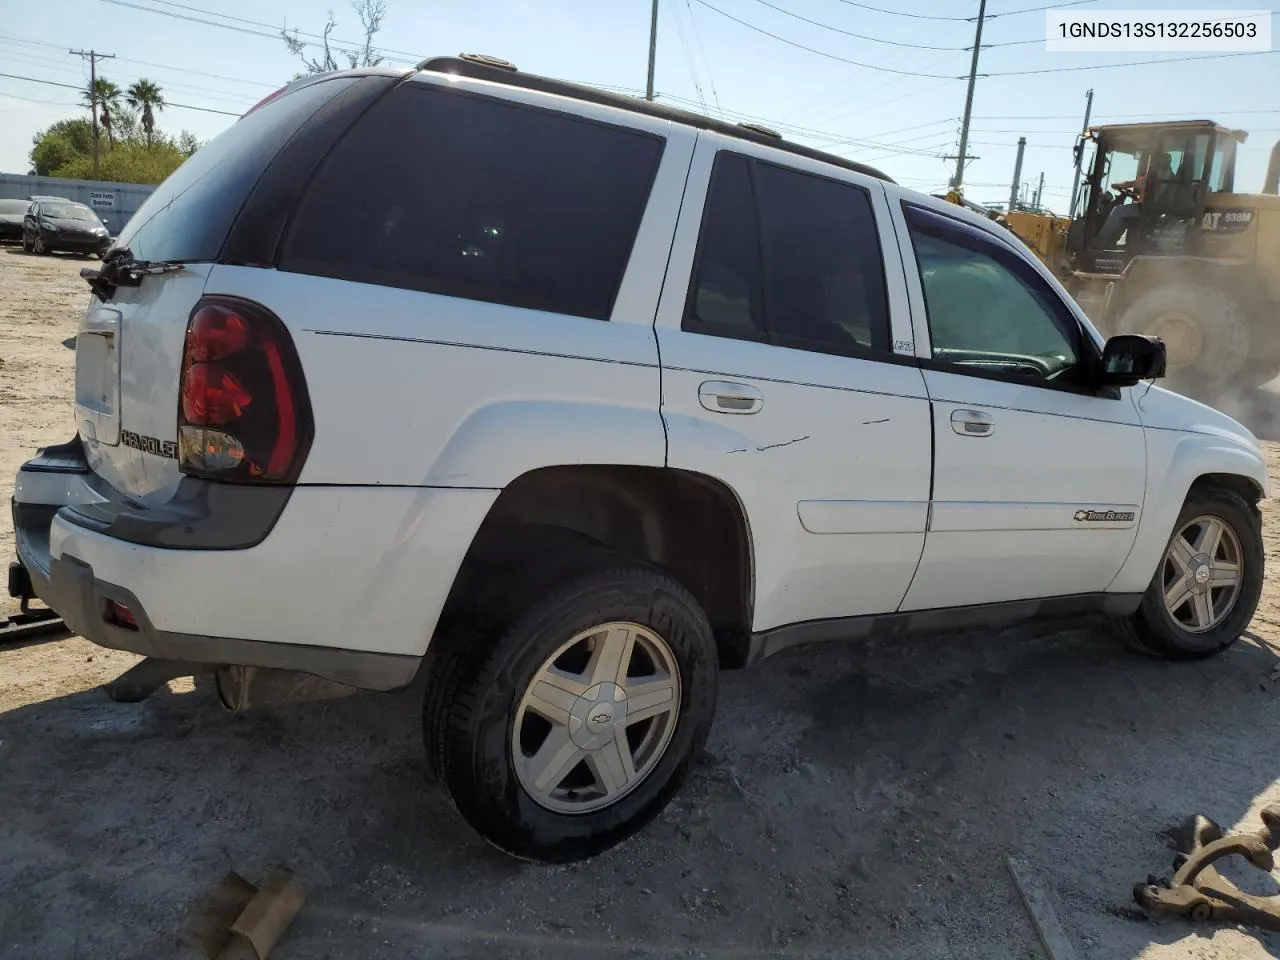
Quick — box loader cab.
[1068,120,1245,273]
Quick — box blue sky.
[1,0,1276,212]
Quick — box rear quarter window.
[112,76,360,263]
[278,83,665,321]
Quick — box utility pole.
[645,0,659,101]
[1033,172,1045,211]
[1008,136,1026,212]
[950,0,988,190]
[70,49,115,179]
[1068,87,1094,215]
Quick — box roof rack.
[414,54,895,184]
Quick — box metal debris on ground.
[0,605,66,645]
[1134,805,1280,931]
[180,868,305,960]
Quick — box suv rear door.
[77,73,393,504]
[656,135,933,638]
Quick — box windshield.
[0,199,27,215]
[41,203,97,221]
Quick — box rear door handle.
[950,409,994,437]
[699,381,763,415]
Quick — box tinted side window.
[905,205,1081,382]
[280,85,664,321]
[684,154,765,340]
[114,76,359,263]
[683,152,891,356]
[755,161,890,353]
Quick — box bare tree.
[281,0,387,76]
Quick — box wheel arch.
[436,464,756,668]
[1108,429,1267,595]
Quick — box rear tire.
[1117,486,1262,660]
[1116,284,1249,396]
[426,553,718,862]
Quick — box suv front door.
[890,198,1147,611]
[656,136,933,638]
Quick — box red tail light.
[177,297,312,483]
[104,599,138,630]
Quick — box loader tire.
[1116,284,1249,396]
[1239,360,1280,390]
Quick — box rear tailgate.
[76,265,214,503]
[77,72,394,505]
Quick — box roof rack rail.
[414,55,894,184]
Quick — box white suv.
[10,56,1269,862]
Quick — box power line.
[689,0,961,77]
[0,43,259,108]
[742,0,1056,51]
[986,49,1278,77]
[0,71,242,115]
[99,0,421,64]
[743,0,976,50]
[975,108,1280,120]
[822,0,1095,20]
[682,0,723,118]
[667,0,709,114]
[0,32,276,88]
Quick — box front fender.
[423,400,667,488]
[1108,429,1269,594]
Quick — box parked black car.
[22,200,112,257]
[0,198,27,244]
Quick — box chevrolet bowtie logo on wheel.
[1075,509,1136,523]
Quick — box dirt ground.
[4,247,1280,960]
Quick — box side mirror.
[1098,334,1166,387]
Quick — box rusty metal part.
[181,869,305,960]
[1134,805,1280,931]
[0,607,66,645]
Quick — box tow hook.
[1134,805,1280,931]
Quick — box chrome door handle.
[699,380,763,415]
[950,409,994,437]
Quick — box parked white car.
[10,56,1268,862]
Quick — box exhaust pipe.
[1265,138,1280,195]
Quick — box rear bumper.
[13,439,499,691]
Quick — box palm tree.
[126,79,165,147]
[82,78,123,148]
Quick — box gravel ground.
[3,247,1280,960]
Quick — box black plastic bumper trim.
[63,475,293,550]
[18,437,293,550]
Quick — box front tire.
[1119,486,1263,660]
[427,558,718,862]
[32,235,47,255]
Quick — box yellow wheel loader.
[966,121,1280,400]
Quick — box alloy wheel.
[513,621,681,814]
[1161,514,1243,633]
